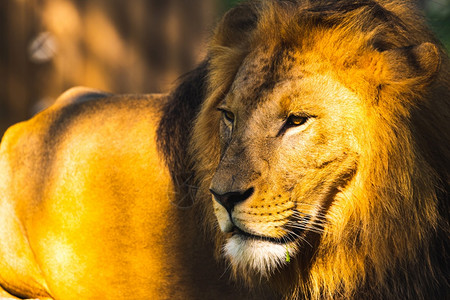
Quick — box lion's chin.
[224,234,297,277]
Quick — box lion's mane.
[158,0,449,298]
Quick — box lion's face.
[209,46,361,276]
[189,1,446,297]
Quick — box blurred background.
[0,0,449,137]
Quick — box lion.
[0,0,448,299]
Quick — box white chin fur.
[224,234,297,277]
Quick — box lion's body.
[0,88,173,298]
[0,0,449,299]
[0,88,267,299]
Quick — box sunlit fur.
[0,1,448,299]
[190,0,449,299]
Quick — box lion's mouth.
[231,224,304,244]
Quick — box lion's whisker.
[285,223,325,235]
[282,228,313,247]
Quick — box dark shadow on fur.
[156,60,209,207]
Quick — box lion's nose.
[209,187,254,213]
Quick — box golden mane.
[182,0,450,298]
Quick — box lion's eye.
[218,109,235,124]
[286,115,307,127]
[277,114,311,136]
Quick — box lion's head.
[183,0,449,298]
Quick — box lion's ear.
[380,42,440,86]
[213,1,260,48]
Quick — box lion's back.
[0,89,185,299]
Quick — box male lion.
[0,0,448,299]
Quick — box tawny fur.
[0,1,447,299]
[190,0,449,299]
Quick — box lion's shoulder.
[53,86,111,107]
[2,88,167,155]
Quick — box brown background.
[0,0,225,136]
